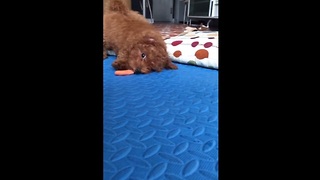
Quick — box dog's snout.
[134,68,141,73]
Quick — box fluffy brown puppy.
[103,0,177,74]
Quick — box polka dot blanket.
[164,31,218,69]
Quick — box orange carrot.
[115,70,134,76]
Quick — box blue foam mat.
[104,56,218,180]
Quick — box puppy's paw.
[112,61,127,70]
[103,52,108,59]
[166,62,178,70]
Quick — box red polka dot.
[191,41,199,47]
[171,40,183,46]
[173,50,182,57]
[204,42,213,48]
[195,49,209,60]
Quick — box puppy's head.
[126,37,177,74]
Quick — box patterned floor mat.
[103,55,218,180]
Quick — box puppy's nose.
[134,68,141,73]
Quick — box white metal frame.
[141,0,154,23]
[143,0,146,17]
[187,0,218,18]
[187,0,218,25]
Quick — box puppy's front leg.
[103,51,108,59]
[103,38,108,59]
[112,50,129,70]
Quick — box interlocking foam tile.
[104,55,218,180]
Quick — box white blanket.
[164,31,218,69]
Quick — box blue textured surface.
[104,55,218,180]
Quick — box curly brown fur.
[103,0,178,74]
